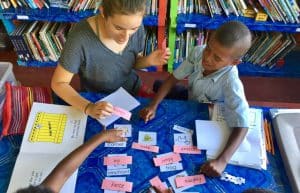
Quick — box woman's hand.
[86,101,113,119]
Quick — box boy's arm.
[41,130,126,193]
[200,127,248,177]
[140,74,179,122]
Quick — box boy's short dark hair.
[15,185,53,193]
[215,21,252,48]
[102,0,147,18]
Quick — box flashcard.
[105,141,127,148]
[153,152,181,166]
[174,133,193,146]
[104,177,126,193]
[173,145,201,154]
[168,171,192,193]
[101,178,132,192]
[175,174,206,188]
[173,125,194,135]
[114,124,132,137]
[138,131,157,145]
[131,142,159,153]
[104,156,132,166]
[220,172,246,185]
[113,106,132,121]
[107,168,131,176]
[149,176,168,191]
[160,162,183,172]
[107,154,127,170]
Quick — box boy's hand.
[200,159,227,177]
[100,129,127,143]
[139,105,157,123]
[148,48,171,66]
[86,101,113,119]
[149,186,173,193]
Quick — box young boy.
[140,21,252,177]
[16,129,127,193]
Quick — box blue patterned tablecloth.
[0,93,292,193]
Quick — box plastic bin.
[0,62,17,121]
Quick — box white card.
[173,125,194,135]
[160,162,183,172]
[105,141,127,148]
[174,133,193,146]
[114,124,132,137]
[138,131,157,145]
[168,171,192,192]
[104,177,126,193]
[107,154,127,170]
[107,168,131,176]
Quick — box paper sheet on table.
[97,87,140,127]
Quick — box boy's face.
[202,38,241,73]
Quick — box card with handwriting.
[107,154,127,170]
[104,177,125,193]
[173,145,201,154]
[138,131,157,145]
[107,168,131,176]
[153,152,181,166]
[131,142,159,153]
[168,171,192,192]
[173,125,194,135]
[114,124,132,137]
[113,106,132,121]
[160,162,183,172]
[174,133,193,146]
[175,175,206,188]
[104,156,132,166]
[101,179,133,192]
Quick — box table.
[0,93,293,193]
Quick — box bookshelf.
[0,0,167,68]
[167,0,300,78]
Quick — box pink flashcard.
[175,175,206,188]
[150,176,168,191]
[173,145,201,154]
[103,156,132,166]
[132,142,159,153]
[101,179,133,192]
[153,153,181,166]
[113,106,132,120]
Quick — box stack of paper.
[196,104,267,170]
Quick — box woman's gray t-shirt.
[59,19,145,95]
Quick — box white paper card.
[114,124,132,137]
[168,171,192,193]
[174,133,193,146]
[138,131,157,145]
[107,168,131,176]
[105,141,127,148]
[173,125,194,135]
[160,162,183,172]
[98,87,140,127]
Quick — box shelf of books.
[0,0,167,68]
[167,0,300,77]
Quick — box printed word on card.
[173,125,193,135]
[113,106,132,121]
[101,179,133,192]
[160,162,183,172]
[131,142,159,153]
[175,175,206,188]
[105,141,127,148]
[153,152,181,166]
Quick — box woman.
[51,0,170,120]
